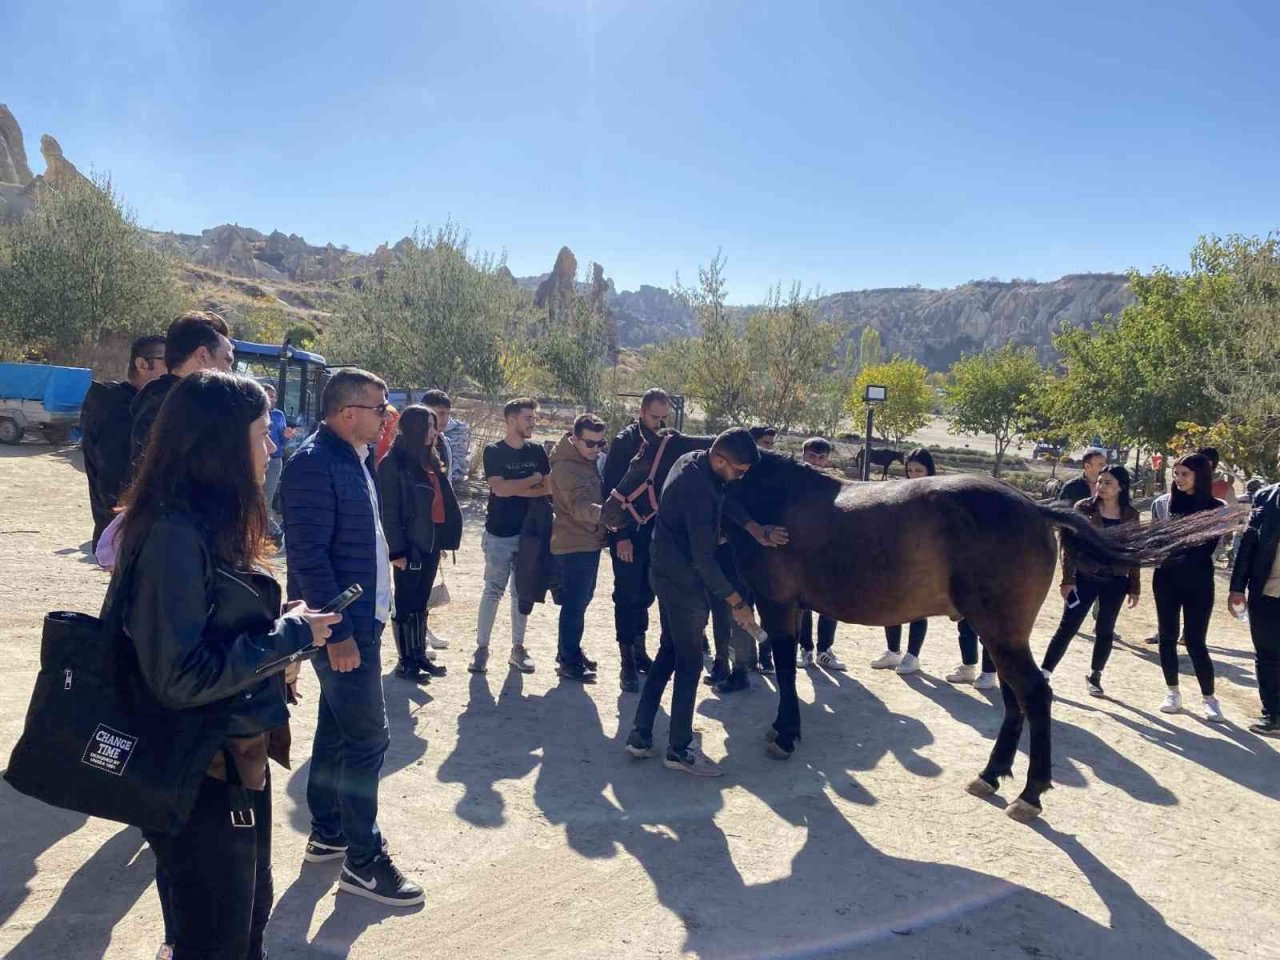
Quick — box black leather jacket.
[377,447,463,562]
[1231,484,1280,596]
[109,511,312,738]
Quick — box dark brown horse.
[852,446,904,480]
[603,436,1238,823]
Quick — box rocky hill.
[1,103,1134,367]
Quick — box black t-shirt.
[483,439,550,537]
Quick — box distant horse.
[852,447,904,480]
[604,440,1237,823]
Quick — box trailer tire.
[0,417,23,445]
[42,425,71,446]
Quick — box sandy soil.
[1,442,1277,960]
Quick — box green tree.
[745,283,840,434]
[539,293,610,407]
[856,326,882,375]
[946,345,1043,476]
[850,357,932,445]
[0,173,181,368]
[677,252,753,429]
[320,222,509,394]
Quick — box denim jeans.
[476,531,528,648]
[631,573,709,754]
[263,456,284,536]
[146,774,273,959]
[307,628,389,866]
[557,550,601,662]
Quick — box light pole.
[862,384,887,481]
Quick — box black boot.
[757,640,774,674]
[702,657,729,687]
[408,613,446,679]
[619,643,640,693]
[393,621,425,681]
[715,666,751,694]
[633,640,653,674]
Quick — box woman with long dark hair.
[379,404,463,682]
[1040,465,1140,696]
[115,371,338,958]
[1150,452,1226,720]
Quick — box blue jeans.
[307,628,389,865]
[476,532,528,648]
[557,550,601,662]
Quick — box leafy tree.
[0,173,181,368]
[946,344,1043,476]
[795,375,850,440]
[746,283,840,435]
[320,222,509,394]
[856,325,881,375]
[539,294,610,407]
[850,357,932,445]
[641,337,697,397]
[677,252,753,429]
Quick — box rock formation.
[0,103,34,185]
[39,134,87,190]
[534,246,578,328]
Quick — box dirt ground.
[1,442,1277,960]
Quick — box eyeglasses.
[345,403,391,416]
[579,438,607,449]
[140,356,165,367]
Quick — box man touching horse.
[623,428,788,776]
[601,388,671,691]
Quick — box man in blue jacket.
[281,368,422,906]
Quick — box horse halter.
[608,432,672,527]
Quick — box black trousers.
[146,774,273,960]
[957,619,995,673]
[1248,593,1280,717]
[611,528,655,648]
[1041,575,1129,674]
[1153,565,1216,695]
[392,549,442,624]
[884,619,926,656]
[632,574,708,753]
[799,610,837,653]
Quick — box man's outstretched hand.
[749,523,789,547]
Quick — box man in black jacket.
[624,428,787,775]
[1059,449,1105,505]
[81,335,166,547]
[1229,478,1280,736]
[129,311,235,471]
[601,388,670,691]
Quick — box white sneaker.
[508,644,535,673]
[946,663,977,684]
[816,650,847,672]
[156,947,174,960]
[1041,668,1052,683]
[423,627,449,650]
[870,651,902,670]
[800,650,816,668]
[895,653,921,675]
[1160,689,1183,714]
[1204,696,1225,723]
[974,671,999,690]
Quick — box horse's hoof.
[1006,798,1042,823]
[766,740,794,760]
[966,776,998,797]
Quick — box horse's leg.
[758,599,802,757]
[971,635,1054,822]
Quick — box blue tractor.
[232,339,329,456]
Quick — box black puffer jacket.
[377,446,463,562]
[109,511,312,741]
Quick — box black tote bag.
[4,555,232,835]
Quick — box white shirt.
[357,443,392,624]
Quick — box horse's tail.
[1036,503,1245,568]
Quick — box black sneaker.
[415,656,447,678]
[757,648,775,674]
[663,746,723,777]
[338,854,424,907]
[304,832,348,863]
[715,669,750,695]
[579,651,598,672]
[1086,672,1104,697]
[1249,714,1280,738]
[703,658,729,687]
[633,646,653,674]
[556,658,597,683]
[625,729,656,758]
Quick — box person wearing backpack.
[114,371,338,957]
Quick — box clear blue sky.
[4,0,1278,302]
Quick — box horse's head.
[600,428,714,531]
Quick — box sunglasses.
[579,438,607,449]
[345,402,391,416]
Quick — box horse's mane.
[755,448,854,486]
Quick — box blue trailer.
[0,362,92,445]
